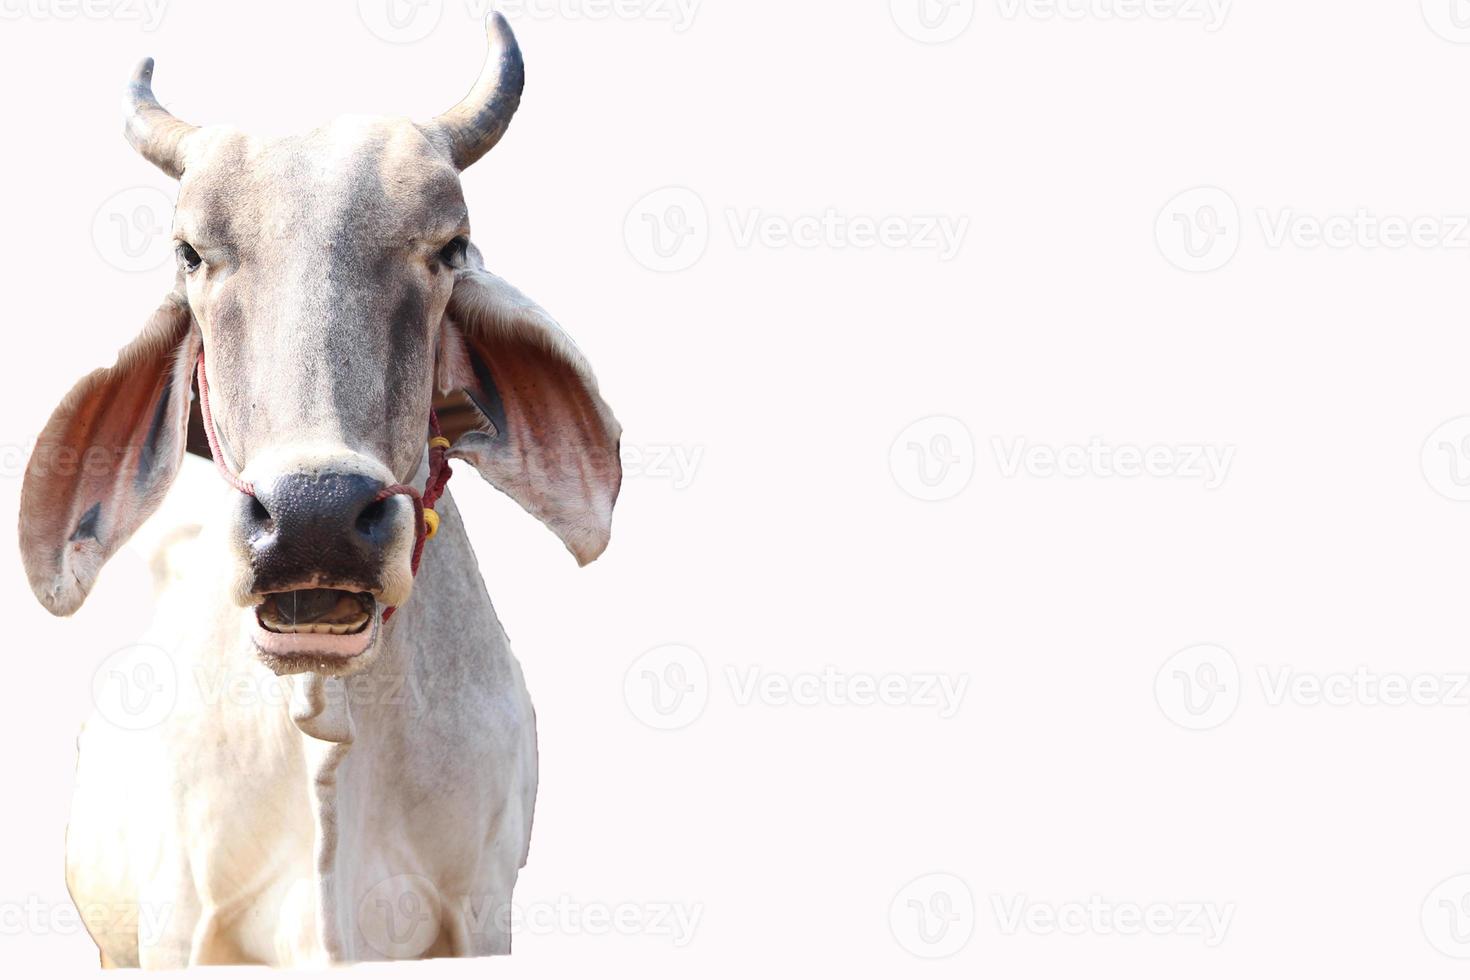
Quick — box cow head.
[19,15,621,675]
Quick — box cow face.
[19,16,621,676]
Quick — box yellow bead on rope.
[421,434,450,541]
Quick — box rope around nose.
[194,352,453,623]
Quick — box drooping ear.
[437,266,622,565]
[19,290,198,615]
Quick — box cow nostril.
[243,470,392,594]
[356,497,390,537]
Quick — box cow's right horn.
[124,58,198,179]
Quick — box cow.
[16,14,621,967]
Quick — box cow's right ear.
[19,290,198,616]
[434,265,622,566]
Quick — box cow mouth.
[249,588,380,674]
[255,589,375,635]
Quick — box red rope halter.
[194,352,452,622]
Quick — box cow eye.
[437,236,468,268]
[177,242,203,273]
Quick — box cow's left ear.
[19,290,198,615]
[436,266,622,565]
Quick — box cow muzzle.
[230,451,417,674]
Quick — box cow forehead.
[176,117,467,246]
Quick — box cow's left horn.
[428,13,525,171]
[124,57,198,179]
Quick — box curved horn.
[430,13,525,171]
[123,58,198,179]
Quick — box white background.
[3,0,1470,975]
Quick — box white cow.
[18,15,621,967]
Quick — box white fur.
[66,466,537,965]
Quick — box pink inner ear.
[20,296,194,615]
[490,336,616,472]
[65,364,172,507]
[448,318,622,566]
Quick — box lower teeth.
[261,619,368,635]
